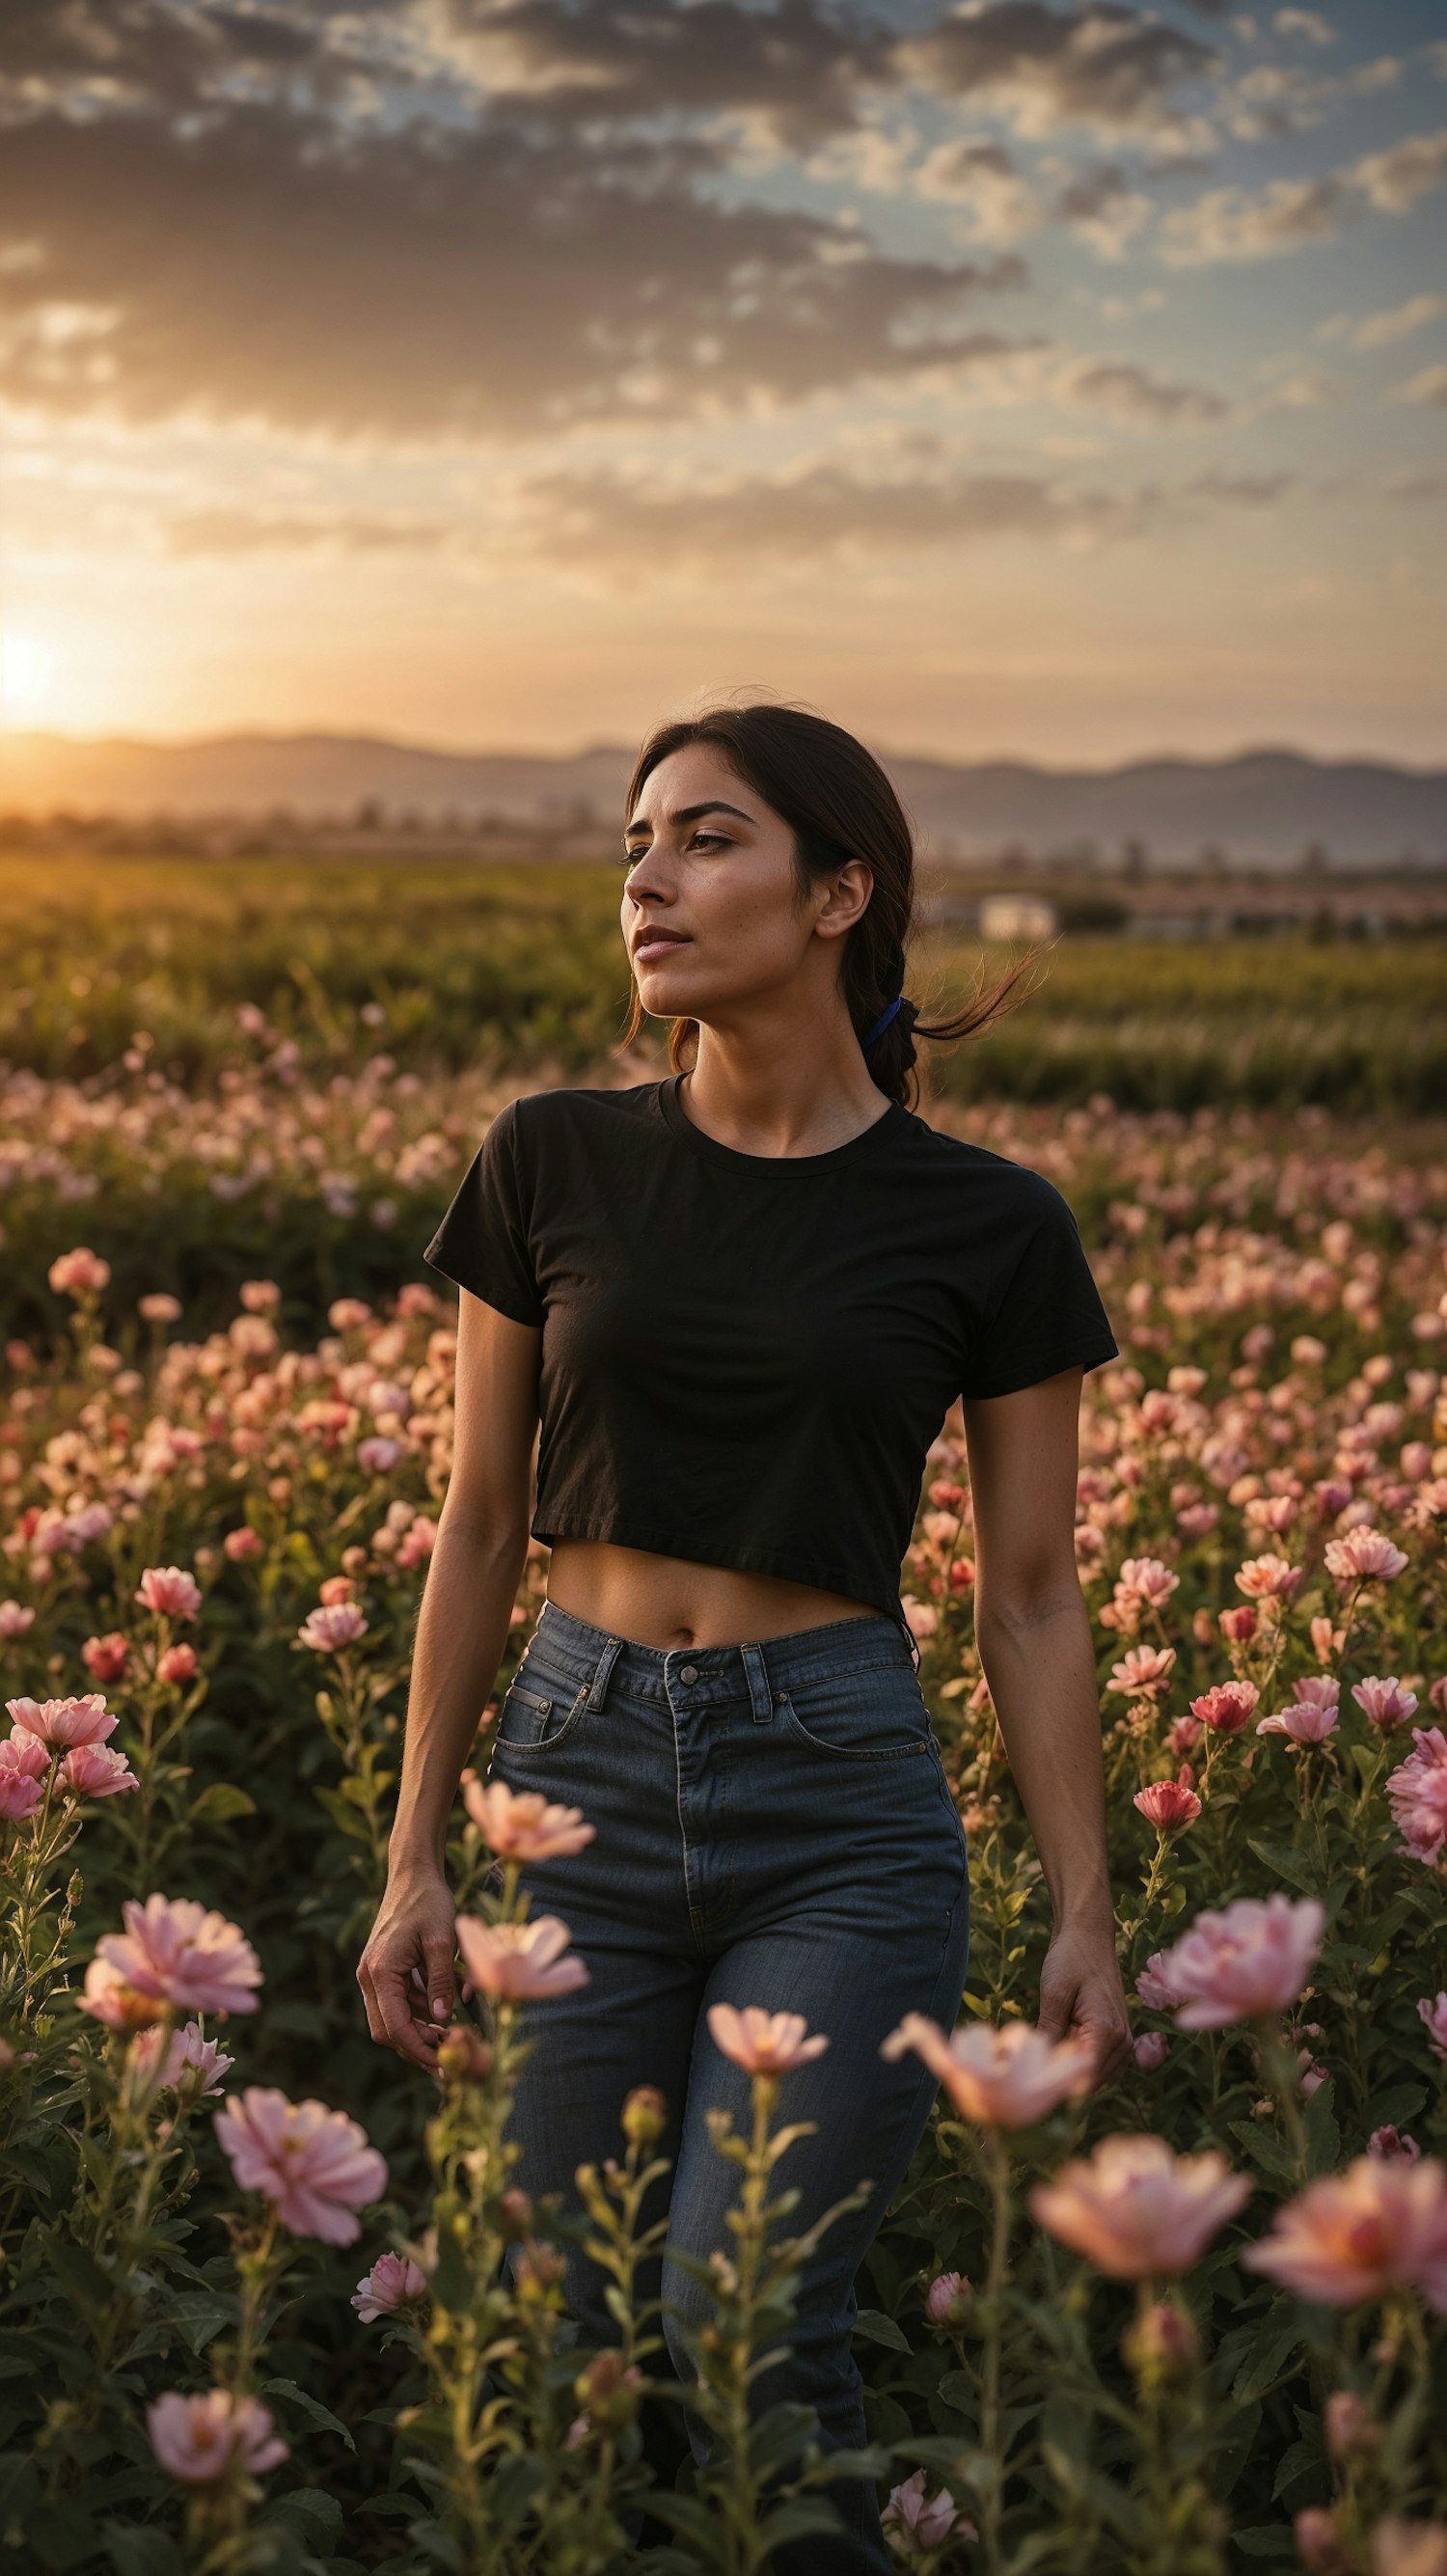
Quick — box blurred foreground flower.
[147,2389,287,2483]
[1159,1893,1324,2030]
[461,1771,595,1860]
[881,2014,1094,2127]
[454,1912,589,2002]
[1028,2132,1250,2277]
[1242,2154,1447,2310]
[707,2004,830,2077]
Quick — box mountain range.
[2,729,1444,868]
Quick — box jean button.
[679,1663,698,1685]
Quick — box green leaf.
[256,2486,343,2548]
[260,2374,357,2453]
[187,1781,257,1825]
[1232,2305,1305,2406]
[1234,2528,1298,2558]
[104,2527,185,2576]
[1227,2121,1300,2184]
[1244,1837,1321,1897]
[853,2307,912,2352]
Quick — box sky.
[0,0,1444,765]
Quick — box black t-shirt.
[424,1075,1119,1631]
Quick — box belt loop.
[585,1632,625,1713]
[740,1640,772,1725]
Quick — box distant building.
[979,894,1059,943]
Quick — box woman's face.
[619,743,868,1027]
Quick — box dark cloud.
[1061,356,1229,423]
[894,3,1216,140]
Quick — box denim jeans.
[482,1599,971,2574]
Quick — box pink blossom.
[1324,1527,1408,1584]
[1189,1680,1260,1737]
[901,1594,937,1641]
[0,1766,42,1822]
[1235,1554,1302,1602]
[132,2020,235,2096]
[135,1566,202,1622]
[91,1894,262,2018]
[1295,2508,1350,2574]
[358,1436,404,1473]
[139,1293,183,1325]
[297,1602,369,1652]
[0,1603,35,1639]
[1351,1676,1418,1735]
[1257,1701,1339,1744]
[1369,2127,1421,2163]
[880,2014,1095,2127]
[1134,1951,1183,2012]
[454,1912,590,2002]
[48,1247,111,1298]
[81,1632,129,1685]
[881,2468,977,2554]
[461,1774,595,1861]
[318,1576,356,1605]
[1107,1645,1177,1699]
[1166,1713,1204,1758]
[396,1516,437,1570]
[0,1736,48,1782]
[147,2389,287,2483]
[708,2004,831,2077]
[8,1693,116,1749]
[1243,2155,1447,2312]
[215,2088,387,2243]
[1418,1994,1447,2060]
[923,2269,971,2326]
[1029,2133,1250,2278]
[1385,1729,1447,1866]
[1161,1893,1324,2030]
[1133,1774,1202,1831]
[351,2251,427,2322]
[328,1298,372,1331]
[59,1742,139,1799]
[239,1279,281,1314]
[79,1957,170,2029]
[1133,2031,1170,2071]
[223,1526,262,1562]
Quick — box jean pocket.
[776,1667,933,1762]
[493,1674,588,1756]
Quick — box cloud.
[1054,356,1230,424]
[1160,125,1447,263]
[1273,10,1333,44]
[1051,160,1152,257]
[1393,362,1447,408]
[163,507,451,557]
[892,4,1217,145]
[914,138,1043,241]
[1317,292,1446,350]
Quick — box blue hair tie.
[861,993,906,1049]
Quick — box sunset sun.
[0,630,61,725]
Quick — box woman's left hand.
[1036,1918,1133,2087]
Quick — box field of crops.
[0,855,1445,2573]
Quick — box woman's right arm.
[357,1287,542,2070]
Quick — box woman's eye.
[689,833,729,853]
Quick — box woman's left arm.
[963,1365,1132,2086]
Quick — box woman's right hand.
[357,1866,457,2072]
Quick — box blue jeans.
[483,1599,970,2573]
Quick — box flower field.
[1,884,1446,2570]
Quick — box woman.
[359,701,1131,2572]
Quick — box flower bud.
[497,2187,532,2240]
[924,2269,972,2328]
[1122,2298,1197,2389]
[573,2350,642,2433]
[1293,2507,1351,2574]
[620,2085,668,2148]
[436,2025,492,2086]
[1324,2391,1379,2462]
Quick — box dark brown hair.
[618,699,1045,1110]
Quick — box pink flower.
[1161,1893,1324,2030]
[0,1766,42,1822]
[1107,1645,1177,1698]
[901,1594,937,1641]
[461,1773,595,1861]
[1189,1681,1260,1736]
[0,1736,48,1782]
[1029,2133,1250,2278]
[318,1576,356,1605]
[59,1742,139,1799]
[880,2014,1095,2127]
[1385,1729,1447,1866]
[881,2468,977,2554]
[239,1279,281,1314]
[1369,2127,1421,2163]
[297,1602,369,1652]
[923,2269,971,2326]
[1296,2508,1351,2574]
[135,1566,202,1622]
[8,1693,116,1749]
[358,1436,405,1474]
[1133,1774,1202,1831]
[708,2004,831,2077]
[132,2020,235,2096]
[1352,1676,1419,1735]
[1257,1701,1339,1744]
[147,2389,287,2483]
[79,1957,170,2029]
[328,1298,372,1331]
[396,1516,437,1570]
[215,2089,387,2243]
[1324,1528,1408,1584]
[1134,1951,1183,2012]
[223,1526,262,1562]
[1243,2155,1447,2312]
[454,1912,590,2002]
[351,2252,427,2321]
[1133,2031,1170,2071]
[81,1632,129,1685]
[0,1603,35,1639]
[1166,1713,1204,1758]
[139,1293,182,1325]
[157,1643,199,1686]
[1418,1994,1447,2061]
[1371,2518,1447,2576]
[48,1247,111,1298]
[1235,1554,1302,1602]
[90,1894,262,2017]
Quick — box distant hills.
[2,729,1444,869]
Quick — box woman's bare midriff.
[544,1537,880,1651]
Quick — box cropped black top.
[424,1076,1119,1630]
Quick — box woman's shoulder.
[897,1109,1073,1209]
[493,1080,668,1152]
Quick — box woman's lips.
[633,933,692,964]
